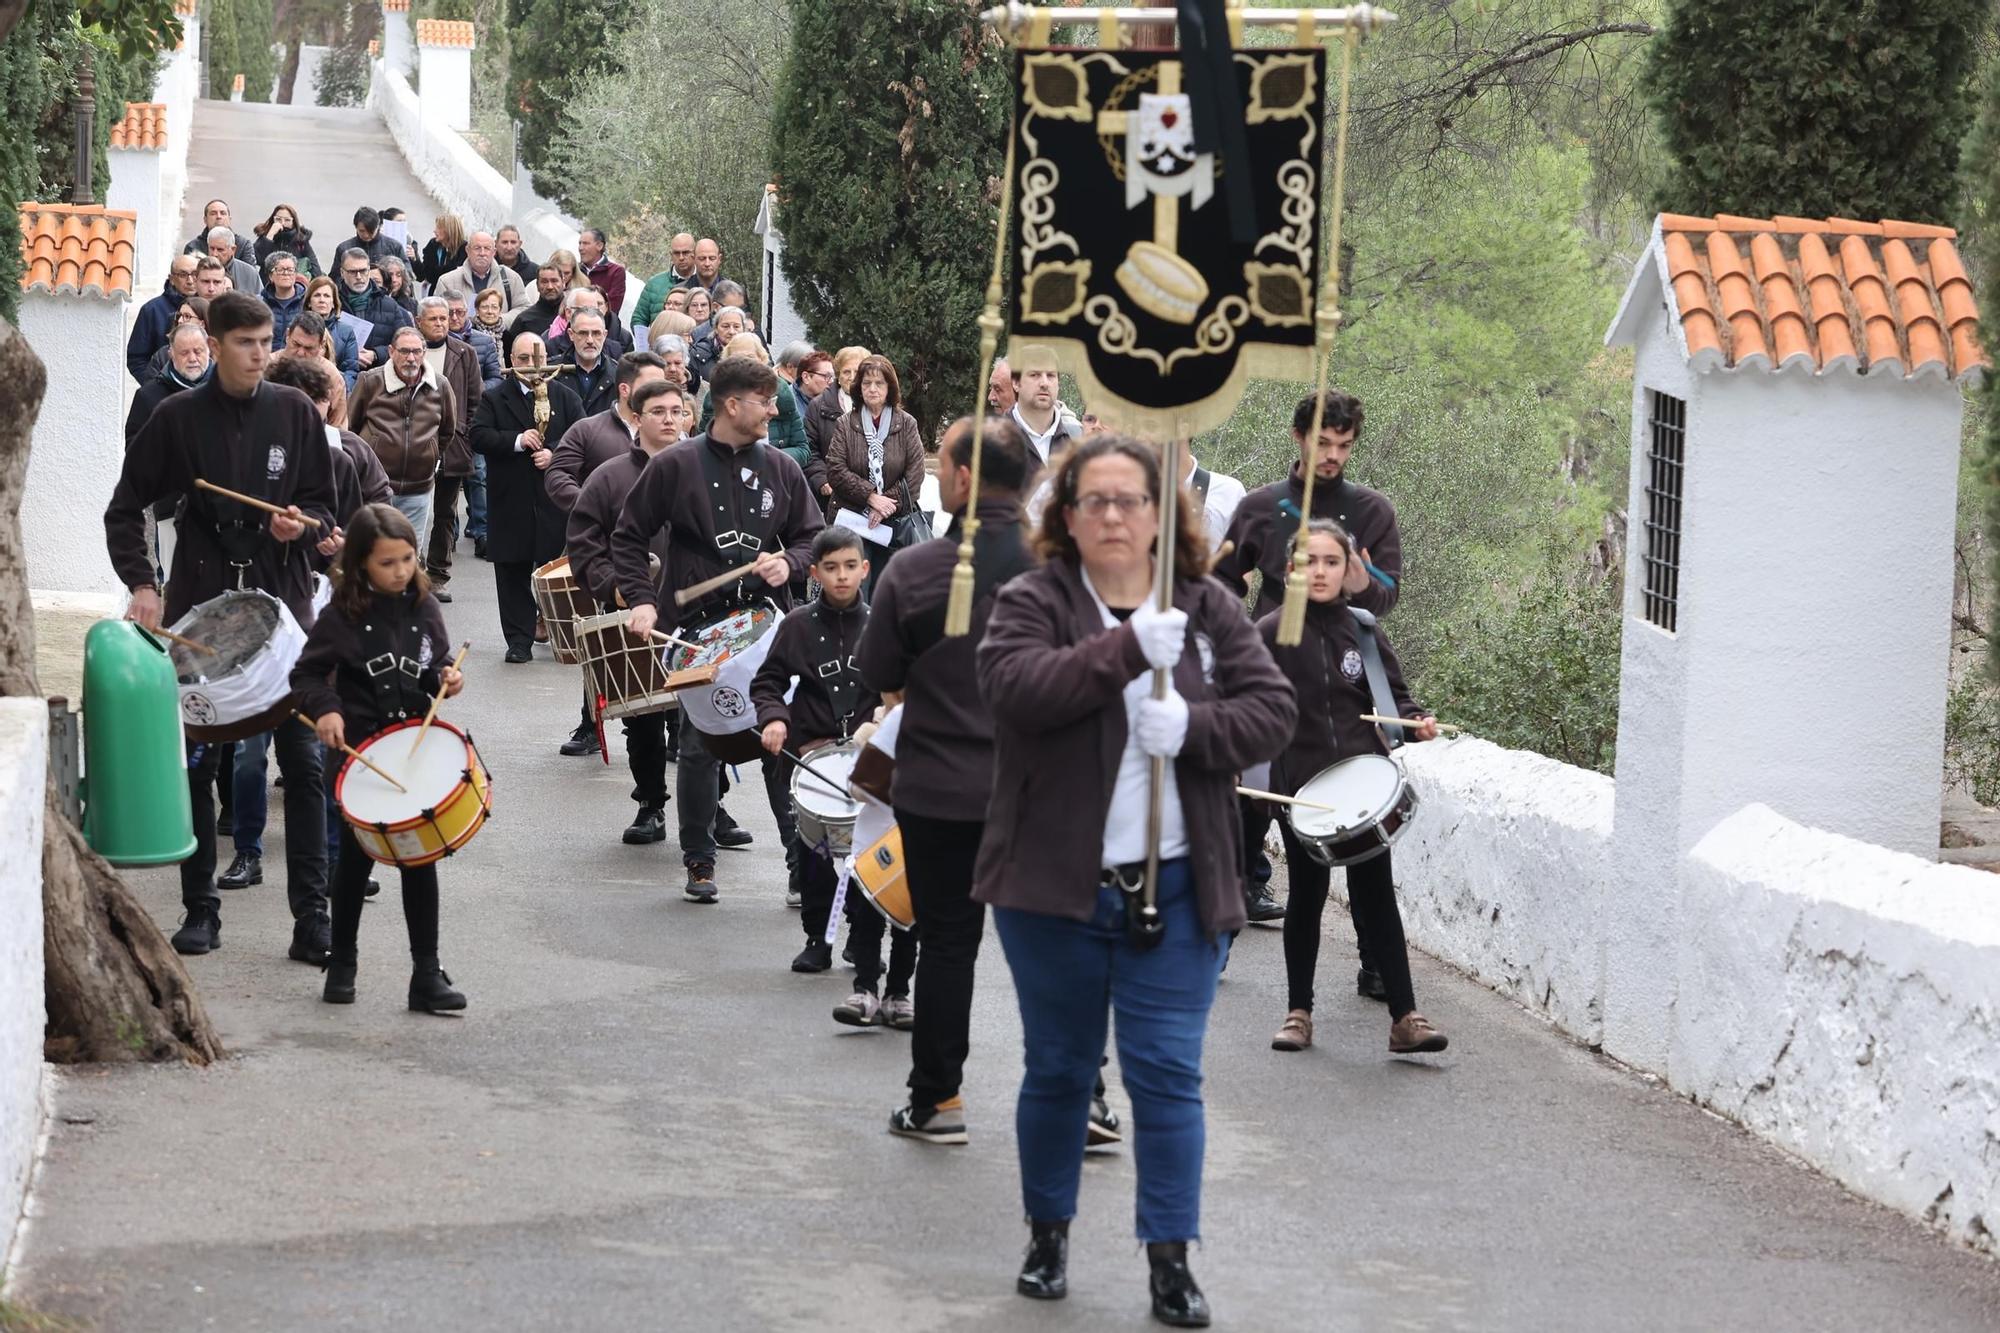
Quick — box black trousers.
[329,818,439,962]
[184,717,325,918]
[624,710,669,808]
[898,809,986,1110]
[799,839,917,997]
[426,473,466,583]
[1278,825,1416,1020]
[495,559,536,652]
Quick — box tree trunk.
[277,39,301,104]
[0,319,223,1065]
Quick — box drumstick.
[673,558,766,608]
[646,628,704,652]
[193,478,325,530]
[782,747,860,803]
[1360,713,1463,734]
[153,627,215,655]
[293,711,407,793]
[409,641,473,758]
[1235,785,1348,816]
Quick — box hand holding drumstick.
[1360,712,1453,741]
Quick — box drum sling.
[1348,606,1402,751]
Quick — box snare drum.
[531,558,590,665]
[576,611,716,721]
[167,590,308,742]
[337,719,492,867]
[670,604,783,763]
[1284,754,1419,868]
[792,742,861,855]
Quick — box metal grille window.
[1641,390,1686,632]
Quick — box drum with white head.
[1284,754,1419,868]
[167,589,308,742]
[792,742,861,856]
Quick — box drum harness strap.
[1348,606,1402,752]
[697,438,781,610]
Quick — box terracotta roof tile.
[231,73,244,92]
[18,203,136,300]
[415,18,474,46]
[384,0,410,10]
[1654,213,1987,384]
[174,0,196,13]
[368,38,380,57]
[109,102,167,151]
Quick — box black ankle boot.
[1147,1241,1210,1327]
[323,955,357,1004]
[1017,1219,1068,1300]
[408,956,467,1013]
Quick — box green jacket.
[632,268,705,329]
[702,377,809,467]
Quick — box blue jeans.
[389,488,434,555]
[231,730,271,854]
[993,858,1222,1243]
[466,454,488,539]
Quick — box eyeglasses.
[1071,493,1153,520]
[342,268,369,279]
[735,394,777,411]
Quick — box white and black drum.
[791,741,861,856]
[670,603,784,764]
[167,590,308,742]
[1284,754,1419,868]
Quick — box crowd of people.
[109,195,1454,1329]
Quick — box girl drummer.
[1258,519,1446,1057]
[291,503,467,1013]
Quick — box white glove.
[1135,691,1189,758]
[1129,603,1187,670]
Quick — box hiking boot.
[559,722,596,757]
[288,913,331,965]
[1245,884,1285,925]
[218,851,263,889]
[1017,1220,1069,1300]
[171,905,221,955]
[684,863,718,904]
[408,957,467,1013]
[880,994,915,1031]
[323,956,357,1004]
[623,805,667,845]
[1389,1011,1449,1054]
[1271,1008,1313,1052]
[1356,967,1388,1003]
[832,990,881,1027]
[792,938,833,973]
[888,1096,967,1146]
[1088,1093,1123,1148]
[714,807,753,849]
[1147,1241,1211,1327]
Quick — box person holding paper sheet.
[824,355,925,589]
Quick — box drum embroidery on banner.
[1340,648,1363,681]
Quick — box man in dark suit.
[470,332,584,663]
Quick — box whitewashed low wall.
[1391,738,1614,1043]
[369,65,578,272]
[1370,739,2000,1255]
[1676,806,2000,1254]
[20,297,130,598]
[0,699,49,1283]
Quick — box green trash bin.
[81,619,195,865]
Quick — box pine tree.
[1645,0,1984,222]
[508,0,632,200]
[768,0,1008,431]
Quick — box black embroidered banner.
[1008,46,1326,436]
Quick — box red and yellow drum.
[335,719,492,867]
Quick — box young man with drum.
[565,380,688,846]
[751,528,911,1008]
[615,356,825,903]
[105,291,337,962]
[1259,520,1447,1057]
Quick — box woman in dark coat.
[974,434,1295,1325]
[253,203,322,278]
[824,355,925,588]
[413,214,467,290]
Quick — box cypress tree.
[1965,53,2000,669]
[768,0,1007,431]
[205,0,242,100]
[1645,0,1984,223]
[508,0,631,200]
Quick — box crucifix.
[1095,60,1216,324]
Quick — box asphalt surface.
[18,102,2000,1332]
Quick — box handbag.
[887,478,933,551]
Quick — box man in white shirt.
[1176,440,1246,555]
[1006,344,1079,466]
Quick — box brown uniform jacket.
[546,408,635,512]
[1215,468,1401,620]
[974,560,1296,937]
[751,597,879,749]
[345,364,459,495]
[1258,600,1420,797]
[565,443,667,612]
[855,498,1033,823]
[824,408,926,515]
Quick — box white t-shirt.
[1011,405,1062,464]
[1082,567,1188,868]
[1186,458,1246,554]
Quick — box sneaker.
[623,805,667,845]
[683,864,718,903]
[288,913,331,965]
[1087,1093,1123,1148]
[1389,1011,1449,1054]
[1245,884,1285,925]
[1271,1008,1313,1051]
[881,995,915,1030]
[1356,967,1388,1003]
[218,850,262,889]
[792,938,833,973]
[559,723,597,757]
[833,990,881,1027]
[785,886,803,909]
[714,808,753,849]
[888,1096,967,1146]
[434,585,453,603]
[171,905,221,955]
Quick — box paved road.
[20,102,2000,1331]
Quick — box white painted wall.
[0,698,49,1285]
[105,150,165,291]
[370,65,579,275]
[294,44,330,108]
[753,188,805,351]
[20,295,131,598]
[381,5,413,78]
[416,44,470,134]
